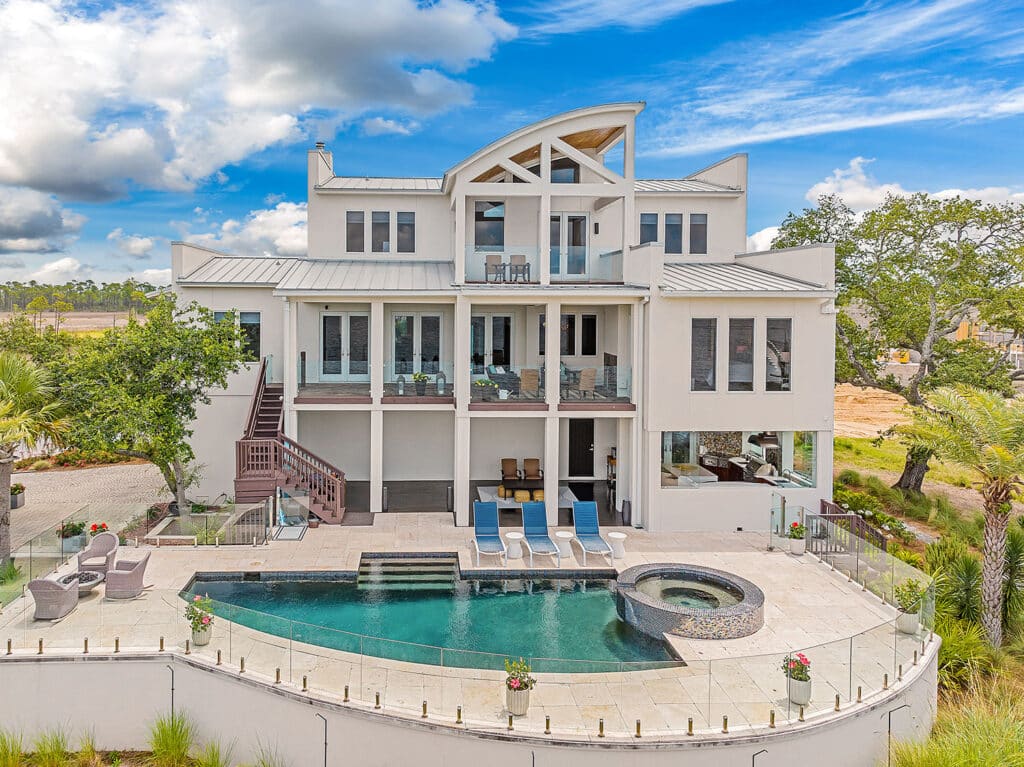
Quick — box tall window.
[691,318,716,391]
[214,311,260,362]
[728,318,754,391]
[766,318,792,391]
[372,211,390,252]
[550,157,580,184]
[397,212,415,253]
[581,314,597,356]
[475,201,505,250]
[792,431,817,486]
[560,314,576,355]
[640,213,658,244]
[665,213,683,254]
[689,213,708,254]
[538,314,546,355]
[346,211,364,252]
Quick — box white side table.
[554,531,574,558]
[607,531,627,560]
[505,531,524,560]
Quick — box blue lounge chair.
[473,501,506,567]
[522,501,560,568]
[572,501,613,565]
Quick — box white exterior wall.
[469,417,545,480]
[635,194,747,259]
[383,411,454,480]
[297,411,372,480]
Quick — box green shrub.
[925,535,970,576]
[932,497,983,547]
[832,484,881,514]
[32,728,69,767]
[889,543,925,570]
[0,731,23,767]
[76,732,101,767]
[148,712,195,767]
[252,742,287,767]
[31,459,52,471]
[938,554,984,624]
[836,468,862,486]
[195,741,234,767]
[0,561,20,584]
[1003,527,1024,635]
[934,615,999,692]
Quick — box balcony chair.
[501,458,520,482]
[519,368,541,399]
[104,551,151,600]
[28,576,79,620]
[576,367,598,398]
[521,501,560,568]
[522,458,543,481]
[508,253,530,283]
[486,365,521,396]
[485,253,506,283]
[76,531,119,575]
[571,501,614,565]
[472,501,506,567]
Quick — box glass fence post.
[289,621,294,683]
[848,636,853,701]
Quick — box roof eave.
[660,289,836,298]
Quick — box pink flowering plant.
[782,652,811,681]
[504,657,536,692]
[185,594,215,632]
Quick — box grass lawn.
[833,437,973,488]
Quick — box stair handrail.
[819,499,887,551]
[277,433,346,482]
[242,357,269,440]
[277,434,346,518]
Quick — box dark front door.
[568,418,595,477]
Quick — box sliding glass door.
[550,212,588,278]
[470,314,512,373]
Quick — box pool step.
[357,554,459,590]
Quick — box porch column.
[454,192,466,284]
[282,297,298,436]
[630,300,645,527]
[454,296,470,407]
[370,409,384,514]
[539,142,552,286]
[621,119,636,258]
[544,416,559,526]
[454,415,471,526]
[544,298,560,407]
[371,300,385,403]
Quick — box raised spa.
[616,564,765,640]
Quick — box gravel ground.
[9,463,169,549]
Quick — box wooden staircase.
[234,358,346,523]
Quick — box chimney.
[308,141,333,187]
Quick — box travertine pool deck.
[0,514,930,740]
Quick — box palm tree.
[899,385,1024,647]
[0,352,68,563]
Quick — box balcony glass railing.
[465,247,540,284]
[469,363,546,402]
[550,249,623,283]
[558,364,631,402]
[384,361,454,399]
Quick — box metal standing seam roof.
[635,179,739,193]
[318,177,443,191]
[660,263,830,294]
[177,256,301,285]
[274,260,455,292]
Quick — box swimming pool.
[189,577,676,672]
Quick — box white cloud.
[746,227,779,252]
[0,0,515,200]
[139,268,172,285]
[188,201,308,257]
[0,187,85,253]
[28,256,90,283]
[107,228,155,259]
[524,0,730,35]
[362,117,419,136]
[0,256,25,269]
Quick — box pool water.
[636,576,742,609]
[191,579,675,672]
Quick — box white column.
[544,299,560,407]
[454,296,470,408]
[370,409,384,514]
[454,193,466,284]
[454,415,471,526]
[544,416,559,526]
[621,119,636,258]
[371,300,385,402]
[282,297,298,436]
[539,142,552,286]
[630,299,646,527]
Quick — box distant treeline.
[0,279,160,313]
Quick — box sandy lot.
[834,383,910,438]
[0,310,138,331]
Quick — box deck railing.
[818,499,887,552]
[241,357,269,440]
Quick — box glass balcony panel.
[558,364,631,402]
[384,361,454,399]
[465,247,540,283]
[469,363,546,402]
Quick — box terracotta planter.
[192,625,212,646]
[506,687,531,716]
[10,492,24,510]
[787,677,811,706]
[789,537,806,556]
[897,611,920,635]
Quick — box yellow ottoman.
[497,485,506,499]
[532,490,544,502]
[513,489,531,503]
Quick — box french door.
[470,314,512,374]
[392,313,442,377]
[550,212,589,278]
[321,312,369,382]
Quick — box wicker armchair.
[77,531,119,575]
[28,577,79,620]
[104,552,151,600]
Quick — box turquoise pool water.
[191,578,675,672]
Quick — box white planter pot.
[789,537,806,556]
[896,612,920,635]
[506,687,531,716]
[498,389,510,400]
[787,677,812,706]
[192,626,212,646]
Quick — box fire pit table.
[59,571,105,596]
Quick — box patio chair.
[572,501,614,565]
[522,458,543,481]
[77,531,119,575]
[576,367,597,399]
[104,551,151,600]
[28,576,79,620]
[485,253,506,283]
[519,368,541,399]
[522,501,560,568]
[486,365,521,396]
[501,458,520,482]
[473,501,506,567]
[508,253,531,283]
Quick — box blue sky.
[0,0,1022,285]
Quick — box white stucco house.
[171,102,836,532]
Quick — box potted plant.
[89,522,109,537]
[9,482,25,510]
[782,652,811,705]
[186,594,215,646]
[56,520,88,552]
[474,379,498,401]
[412,371,429,396]
[895,579,925,635]
[788,520,806,555]
[504,657,535,716]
